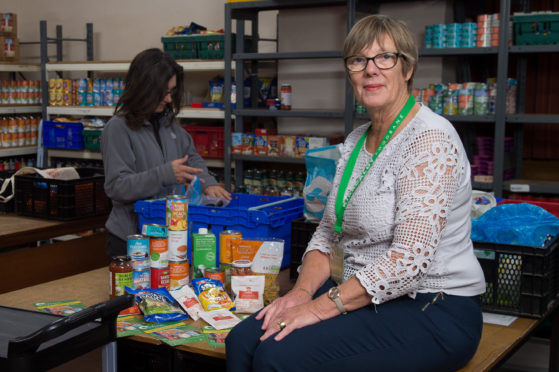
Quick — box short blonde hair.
[343,14,418,92]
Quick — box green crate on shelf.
[83,129,102,152]
[161,35,198,59]
[513,12,559,45]
[162,34,253,60]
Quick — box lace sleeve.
[356,129,465,304]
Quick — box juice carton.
[192,228,217,278]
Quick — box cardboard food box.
[0,13,17,36]
[0,36,19,61]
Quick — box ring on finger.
[277,320,287,330]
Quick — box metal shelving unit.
[224,0,356,190]
[0,62,42,161]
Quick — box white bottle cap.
[198,227,208,234]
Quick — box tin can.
[168,230,188,261]
[127,234,150,270]
[142,223,167,238]
[169,260,189,289]
[132,268,150,289]
[219,230,241,265]
[204,267,225,286]
[149,237,169,268]
[166,195,188,231]
[280,83,292,110]
[150,267,170,289]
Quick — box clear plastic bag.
[303,144,342,222]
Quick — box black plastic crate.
[474,239,559,318]
[0,170,15,213]
[290,217,319,281]
[14,168,111,220]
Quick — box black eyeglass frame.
[344,52,402,72]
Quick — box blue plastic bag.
[471,203,559,248]
[303,144,342,222]
[184,176,202,206]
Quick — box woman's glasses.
[344,52,401,72]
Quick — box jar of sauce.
[232,259,253,276]
[110,255,133,298]
[280,83,292,110]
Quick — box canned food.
[204,267,225,285]
[149,237,169,268]
[166,195,188,231]
[142,223,167,238]
[151,267,170,289]
[168,230,188,261]
[219,230,241,265]
[169,260,189,289]
[127,234,150,270]
[132,268,150,289]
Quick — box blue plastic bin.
[42,121,84,150]
[134,194,304,268]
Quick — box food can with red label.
[168,230,188,261]
[166,195,188,231]
[204,267,225,286]
[149,237,168,268]
[151,266,170,289]
[169,260,189,289]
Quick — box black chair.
[0,294,134,372]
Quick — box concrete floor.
[497,337,550,372]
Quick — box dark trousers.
[225,279,482,372]
[106,231,127,258]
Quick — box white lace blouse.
[303,104,486,305]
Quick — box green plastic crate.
[513,12,559,45]
[83,129,102,152]
[161,35,198,59]
[162,34,253,60]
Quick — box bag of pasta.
[250,238,284,305]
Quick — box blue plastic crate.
[134,194,304,268]
[42,121,84,150]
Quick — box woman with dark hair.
[101,48,230,257]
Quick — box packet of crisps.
[126,286,188,323]
[191,277,235,312]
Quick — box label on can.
[219,230,242,264]
[150,237,169,268]
[169,260,189,290]
[142,223,168,238]
[151,267,170,289]
[168,230,188,261]
[132,269,150,289]
[166,195,188,231]
[204,267,225,286]
[127,234,150,270]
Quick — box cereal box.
[0,13,17,36]
[295,136,309,158]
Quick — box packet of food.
[126,286,188,323]
[231,275,265,314]
[199,308,241,330]
[251,238,284,305]
[191,277,235,312]
[170,285,205,321]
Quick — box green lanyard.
[334,94,416,233]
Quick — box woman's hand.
[204,185,232,200]
[172,155,203,183]
[256,289,316,340]
[259,299,323,342]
